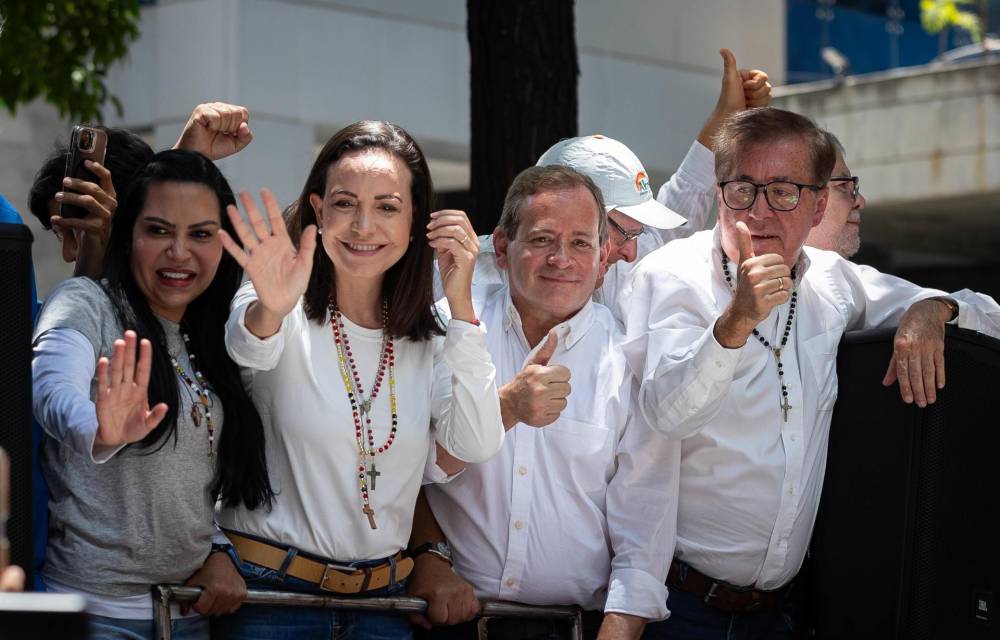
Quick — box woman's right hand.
[219,189,317,336]
[94,331,169,448]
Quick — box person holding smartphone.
[32,150,271,639]
[27,102,254,279]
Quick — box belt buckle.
[743,595,763,614]
[319,562,359,592]
[703,582,720,606]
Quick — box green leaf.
[920,0,983,42]
[0,0,142,121]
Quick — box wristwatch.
[410,541,453,565]
[930,296,959,321]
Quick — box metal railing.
[152,585,584,640]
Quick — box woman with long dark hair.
[31,149,272,639]
[213,120,504,639]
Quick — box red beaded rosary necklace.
[329,296,397,530]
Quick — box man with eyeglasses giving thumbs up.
[619,107,1000,639]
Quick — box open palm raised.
[94,331,169,448]
[219,189,318,323]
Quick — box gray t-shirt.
[33,277,223,597]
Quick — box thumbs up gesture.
[717,48,772,112]
[499,330,572,429]
[698,48,772,150]
[714,222,793,348]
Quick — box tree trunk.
[467,0,579,234]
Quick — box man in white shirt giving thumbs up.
[416,164,680,640]
[619,107,1000,639]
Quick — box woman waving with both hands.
[213,121,503,639]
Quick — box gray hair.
[822,129,847,158]
[497,165,608,244]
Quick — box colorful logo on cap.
[635,171,651,197]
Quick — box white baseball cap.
[536,135,687,230]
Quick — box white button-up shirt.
[619,228,1000,589]
[427,285,679,620]
[219,282,504,562]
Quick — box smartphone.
[61,125,108,219]
[0,447,9,574]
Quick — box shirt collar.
[501,286,596,354]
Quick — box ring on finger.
[776,276,784,292]
[459,234,470,247]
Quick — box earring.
[410,235,414,243]
[317,227,323,235]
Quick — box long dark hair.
[287,120,443,341]
[102,149,274,509]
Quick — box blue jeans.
[212,549,413,640]
[89,614,208,640]
[642,586,798,640]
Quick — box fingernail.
[54,192,64,201]
[83,159,92,167]
[63,177,72,186]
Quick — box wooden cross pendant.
[781,396,792,422]
[363,505,377,530]
[367,463,381,491]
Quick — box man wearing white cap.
[434,49,771,320]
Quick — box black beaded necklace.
[721,254,799,422]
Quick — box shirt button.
[505,577,515,587]
[788,487,795,496]
[789,434,797,442]
[518,466,528,476]
[513,520,524,530]
[715,360,723,368]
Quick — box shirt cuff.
[225,302,286,369]
[90,433,126,464]
[421,444,466,485]
[442,318,491,372]
[675,141,717,191]
[605,567,670,621]
[691,320,743,383]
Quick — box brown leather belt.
[226,530,414,594]
[668,559,787,615]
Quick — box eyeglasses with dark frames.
[608,215,645,243]
[718,180,824,212]
[828,175,860,202]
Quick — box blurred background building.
[1,0,996,298]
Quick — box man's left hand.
[175,102,253,160]
[406,554,480,629]
[697,49,772,149]
[596,612,647,640]
[183,549,247,616]
[883,298,953,407]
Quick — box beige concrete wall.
[773,59,1000,258]
[774,59,1000,204]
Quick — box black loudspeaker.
[808,326,1000,639]
[0,223,34,586]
